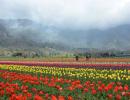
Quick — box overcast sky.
[0,0,130,30]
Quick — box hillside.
[0,19,130,50]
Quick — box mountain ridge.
[0,19,130,50]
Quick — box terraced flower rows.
[0,64,130,100]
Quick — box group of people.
[75,55,91,61]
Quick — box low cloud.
[0,0,130,30]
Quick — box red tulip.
[91,89,97,95]
[68,96,73,100]
[77,84,83,89]
[15,94,27,100]
[23,90,28,94]
[9,94,17,100]
[51,95,57,100]
[68,86,74,91]
[101,84,105,88]
[58,96,65,100]
[32,88,37,92]
[104,87,109,92]
[118,86,123,91]
[84,88,88,92]
[34,94,43,100]
[0,90,4,96]
[115,94,121,100]
[124,85,129,91]
[107,94,113,99]
[39,91,44,95]
[98,81,102,85]
[27,93,32,98]
[98,86,103,92]
[114,86,118,92]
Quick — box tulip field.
[0,63,130,100]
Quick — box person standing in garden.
[75,55,79,61]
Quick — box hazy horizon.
[0,0,130,49]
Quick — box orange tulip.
[58,96,65,100]
[34,94,44,100]
[68,96,73,100]
[51,95,57,100]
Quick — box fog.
[0,0,130,49]
[1,0,130,29]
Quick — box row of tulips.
[0,65,130,82]
[0,64,130,100]
[0,69,130,100]
[0,61,130,69]
[0,70,73,100]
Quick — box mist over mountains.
[0,19,130,50]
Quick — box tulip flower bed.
[0,65,130,100]
[0,61,130,69]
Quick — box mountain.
[0,19,69,50]
[57,24,130,50]
[0,19,130,50]
[85,24,130,50]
